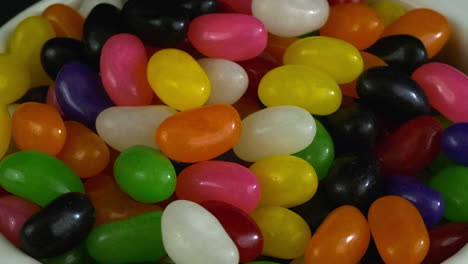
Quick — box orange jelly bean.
[320,3,384,50]
[340,51,387,98]
[382,8,451,58]
[368,196,430,264]
[85,174,162,226]
[155,104,242,163]
[265,34,298,63]
[42,4,84,39]
[12,102,66,155]
[57,121,110,178]
[305,205,370,264]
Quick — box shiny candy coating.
[20,193,95,258]
[40,243,98,264]
[305,205,370,264]
[423,223,468,264]
[0,106,11,160]
[368,0,406,26]
[46,84,64,116]
[237,56,280,100]
[188,14,268,61]
[0,54,31,104]
[441,123,468,166]
[0,151,84,206]
[368,196,430,264]
[176,161,260,213]
[234,106,316,162]
[174,0,218,19]
[42,4,84,39]
[218,0,252,14]
[283,36,363,84]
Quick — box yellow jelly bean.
[0,54,31,104]
[8,16,55,87]
[250,206,311,259]
[290,256,305,264]
[283,36,363,84]
[0,106,12,159]
[368,1,406,26]
[147,49,210,111]
[258,65,342,115]
[249,155,318,207]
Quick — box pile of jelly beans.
[1,0,468,263]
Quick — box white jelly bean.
[0,234,40,264]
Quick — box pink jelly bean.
[218,0,252,14]
[188,14,268,61]
[412,62,468,122]
[0,195,40,247]
[46,84,64,116]
[100,33,154,106]
[176,161,261,213]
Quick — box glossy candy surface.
[20,193,95,258]
[237,56,280,100]
[147,49,210,111]
[0,54,30,104]
[250,206,310,259]
[0,151,84,206]
[42,4,84,39]
[284,36,363,84]
[188,14,268,61]
[176,161,260,213]
[258,65,341,115]
[305,205,370,264]
[174,0,218,19]
[162,200,239,264]
[12,103,66,155]
[218,0,252,14]
[368,196,429,264]
[41,38,86,80]
[0,106,11,160]
[234,106,316,162]
[368,0,406,26]
[441,123,468,166]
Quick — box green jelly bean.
[86,211,166,264]
[41,244,97,264]
[429,152,457,174]
[294,118,335,180]
[0,151,84,206]
[429,166,468,222]
[114,145,176,203]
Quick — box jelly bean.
[41,38,86,80]
[147,49,210,111]
[174,0,218,19]
[16,86,48,104]
[114,146,176,203]
[0,151,84,206]
[57,121,109,178]
[423,223,468,264]
[283,36,363,84]
[322,153,383,211]
[382,9,451,58]
[0,54,30,104]
[429,151,458,175]
[176,161,260,213]
[251,0,329,37]
[201,200,263,262]
[87,211,166,264]
[265,34,298,64]
[156,104,241,162]
[198,58,249,105]
[322,104,380,154]
[320,3,384,50]
[305,205,370,264]
[237,56,280,100]
[55,62,114,129]
[20,193,94,258]
[0,106,12,160]
[290,257,305,264]
[101,34,154,106]
[83,4,125,68]
[234,106,316,162]
[12,102,66,155]
[357,66,430,122]
[249,155,318,207]
[429,166,468,222]
[258,65,341,115]
[366,35,428,73]
[78,0,124,17]
[442,244,468,264]
[96,105,176,152]
[46,84,64,116]
[373,116,442,176]
[218,0,252,14]
[290,188,334,233]
[162,200,239,264]
[122,0,189,47]
[188,14,267,61]
[327,0,364,5]
[42,4,84,39]
[441,123,468,166]
[368,1,406,26]
[385,176,444,227]
[41,243,98,264]
[250,206,310,259]
[85,174,162,226]
[232,97,264,119]
[368,196,429,264]
[0,195,39,248]
[412,62,468,123]
[0,233,40,264]
[7,16,55,87]
[293,119,334,180]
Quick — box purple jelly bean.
[441,122,468,166]
[55,62,114,129]
[385,176,444,227]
